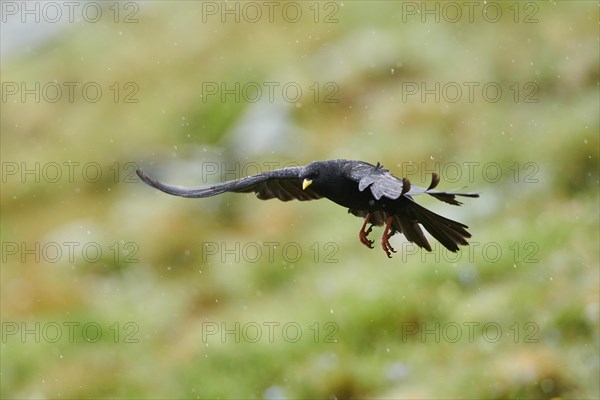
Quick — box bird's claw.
[382,238,397,258]
[359,214,375,249]
[359,226,374,249]
[381,215,396,258]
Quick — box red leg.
[381,215,397,258]
[359,212,374,249]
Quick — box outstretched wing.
[136,166,322,202]
[347,162,479,205]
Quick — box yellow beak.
[302,179,313,190]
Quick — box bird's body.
[137,159,479,257]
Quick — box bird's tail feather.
[406,199,472,252]
[392,216,432,252]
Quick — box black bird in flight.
[136,160,479,257]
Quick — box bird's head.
[301,160,344,191]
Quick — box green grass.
[2,1,598,399]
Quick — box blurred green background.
[1,1,598,398]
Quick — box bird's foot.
[359,224,374,249]
[359,212,375,249]
[381,237,397,258]
[381,216,396,258]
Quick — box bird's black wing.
[347,161,411,200]
[136,167,322,202]
[347,162,479,205]
[404,173,479,205]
